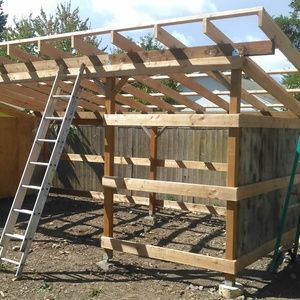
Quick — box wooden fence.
[53,125,228,205]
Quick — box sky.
[1,0,295,71]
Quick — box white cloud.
[252,49,293,71]
[3,0,58,26]
[171,30,194,46]
[90,0,217,28]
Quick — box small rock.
[236,296,245,300]
[290,273,297,279]
[0,291,5,298]
[51,243,60,249]
[96,260,113,272]
[12,246,20,251]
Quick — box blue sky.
[2,1,294,71]
[3,1,291,29]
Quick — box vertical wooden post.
[103,77,115,259]
[225,69,242,284]
[149,127,158,216]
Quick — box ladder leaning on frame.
[0,63,85,277]
[269,136,300,273]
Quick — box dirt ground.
[0,195,299,300]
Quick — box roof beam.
[243,58,300,117]
[258,8,300,70]
[155,25,230,112]
[203,18,274,115]
[72,37,178,112]
[0,7,262,48]
[112,30,205,113]
[38,41,125,112]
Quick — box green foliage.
[0,262,9,271]
[88,287,104,297]
[4,1,101,54]
[0,0,7,40]
[36,282,52,292]
[274,0,300,100]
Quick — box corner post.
[225,68,242,284]
[149,127,158,216]
[103,77,116,260]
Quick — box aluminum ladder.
[268,136,300,272]
[0,63,85,277]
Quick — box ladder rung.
[53,95,71,99]
[1,258,20,265]
[5,233,25,240]
[29,161,49,166]
[13,208,34,215]
[37,139,56,143]
[22,184,41,190]
[45,116,64,121]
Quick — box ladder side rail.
[0,70,63,257]
[19,65,85,253]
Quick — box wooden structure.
[0,7,300,282]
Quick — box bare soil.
[0,195,299,300]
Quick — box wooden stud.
[103,77,116,259]
[149,127,158,215]
[225,68,242,282]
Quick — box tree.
[0,0,7,40]
[4,1,100,55]
[274,0,300,100]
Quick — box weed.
[88,287,104,297]
[0,263,8,272]
[36,282,52,293]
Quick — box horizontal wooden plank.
[50,188,226,216]
[102,176,237,201]
[237,174,300,200]
[0,7,261,47]
[239,114,300,128]
[103,114,239,127]
[0,50,243,83]
[235,228,296,273]
[60,153,228,171]
[101,237,235,274]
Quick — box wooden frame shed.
[0,6,300,283]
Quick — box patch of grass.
[88,287,104,297]
[36,282,52,293]
[0,263,9,272]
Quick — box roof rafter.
[111,30,205,113]
[154,25,230,112]
[203,18,276,115]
